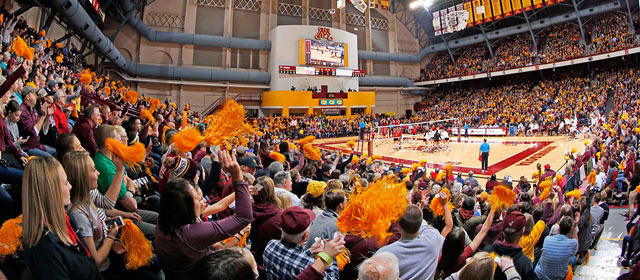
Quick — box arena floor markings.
[315,135,589,183]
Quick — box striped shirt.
[534,234,578,280]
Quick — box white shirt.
[274,187,300,207]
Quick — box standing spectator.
[358,252,400,280]
[534,216,578,280]
[263,206,342,279]
[377,199,452,280]
[305,190,346,249]
[274,171,300,207]
[483,211,535,280]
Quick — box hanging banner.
[492,0,503,20]
[447,6,457,32]
[511,0,522,14]
[464,1,475,26]
[456,3,466,30]
[522,0,533,11]
[440,9,449,34]
[433,11,442,35]
[545,0,555,4]
[472,0,484,25]
[482,0,493,22]
[533,0,544,8]
[502,0,513,16]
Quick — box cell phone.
[103,216,125,229]
[25,136,30,141]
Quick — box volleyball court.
[370,118,460,154]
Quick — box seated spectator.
[73,105,99,156]
[534,216,578,280]
[22,157,102,279]
[18,85,55,157]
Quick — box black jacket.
[23,215,103,280]
[483,241,534,280]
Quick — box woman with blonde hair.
[447,252,521,280]
[64,150,121,271]
[22,156,102,279]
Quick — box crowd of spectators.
[418,13,637,81]
[1,7,640,280]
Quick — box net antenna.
[446,10,469,33]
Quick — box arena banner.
[492,0,503,20]
[440,9,449,34]
[533,0,544,8]
[510,0,522,14]
[433,11,442,35]
[501,0,513,16]
[482,0,493,22]
[472,0,484,25]
[451,127,508,136]
[464,1,475,26]
[448,6,458,31]
[545,0,555,4]
[522,0,533,11]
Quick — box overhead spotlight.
[410,0,433,10]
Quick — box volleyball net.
[369,118,460,153]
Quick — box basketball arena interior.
[0,0,639,279]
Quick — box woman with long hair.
[63,150,121,271]
[249,176,283,267]
[258,140,273,168]
[22,157,102,279]
[436,208,495,279]
[156,150,253,279]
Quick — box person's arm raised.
[441,191,454,237]
[469,207,495,252]
[104,155,125,203]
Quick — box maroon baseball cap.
[503,211,526,232]
[281,206,316,235]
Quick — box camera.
[329,9,336,15]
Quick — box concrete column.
[223,0,234,68]
[182,0,197,66]
[259,0,276,71]
[365,8,373,74]
[307,107,314,116]
[282,106,290,117]
[365,106,371,115]
[346,106,352,117]
[302,0,309,25]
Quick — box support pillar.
[346,106,352,117]
[282,106,290,117]
[365,106,372,115]
[307,107,313,116]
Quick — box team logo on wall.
[315,27,333,41]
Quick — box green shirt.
[94,151,126,199]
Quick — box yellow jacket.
[519,220,546,262]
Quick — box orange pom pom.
[337,176,409,244]
[79,72,92,85]
[203,100,254,148]
[411,163,419,171]
[123,90,138,105]
[55,42,61,48]
[430,188,453,217]
[487,185,516,210]
[419,159,427,166]
[11,36,34,61]
[120,219,153,270]
[140,109,155,125]
[173,127,204,154]
[435,171,445,182]
[303,144,322,161]
[180,110,188,130]
[371,155,382,160]
[298,135,316,146]
[105,138,145,170]
[400,168,411,174]
[0,215,23,256]
[539,187,550,201]
[336,249,351,271]
[269,152,286,163]
[444,163,453,177]
[149,98,162,113]
[346,140,355,149]
[351,155,359,165]
[565,189,581,200]
[39,30,46,37]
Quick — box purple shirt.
[18,103,43,151]
[155,181,254,279]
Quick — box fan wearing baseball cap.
[482,211,535,280]
[263,206,342,279]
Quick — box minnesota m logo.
[315,27,333,41]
